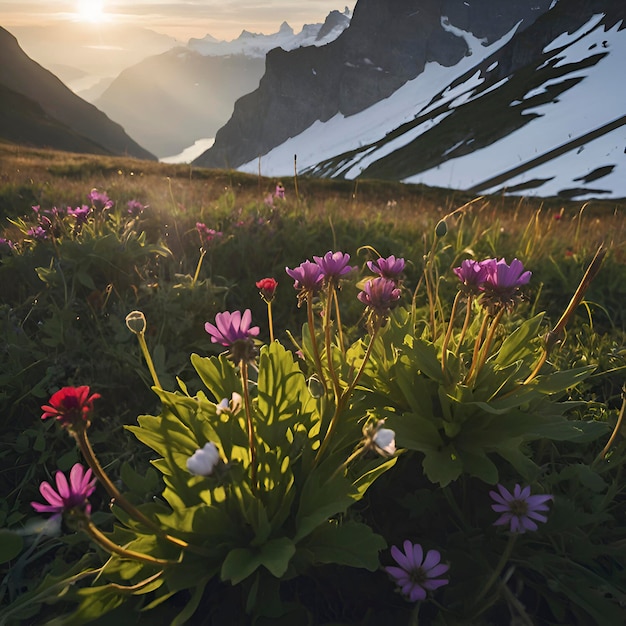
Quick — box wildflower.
[363,420,397,457]
[0,237,15,254]
[385,540,449,602]
[186,442,221,476]
[216,392,243,416]
[367,255,405,281]
[88,189,113,211]
[489,483,553,534]
[196,222,223,247]
[41,386,101,430]
[27,226,48,241]
[313,251,356,283]
[275,182,285,199]
[480,258,531,312]
[256,277,278,303]
[31,463,96,519]
[205,309,259,362]
[67,205,91,226]
[286,260,324,304]
[358,277,401,317]
[453,259,490,295]
[127,200,146,216]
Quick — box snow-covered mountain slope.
[188,9,351,58]
[238,8,626,200]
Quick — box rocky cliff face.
[0,27,155,159]
[194,0,553,169]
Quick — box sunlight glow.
[76,0,106,23]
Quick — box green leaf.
[0,528,23,564]
[306,521,386,571]
[221,538,295,584]
[422,446,463,486]
[386,412,444,453]
[494,313,544,367]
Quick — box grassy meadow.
[1,140,626,625]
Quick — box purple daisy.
[489,483,553,534]
[385,540,449,602]
[205,309,260,347]
[286,260,324,294]
[31,463,97,519]
[313,251,356,282]
[480,258,532,312]
[453,258,491,294]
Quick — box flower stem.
[191,248,206,287]
[267,301,275,343]
[441,291,461,373]
[455,294,473,357]
[73,428,193,552]
[136,331,162,389]
[240,359,257,494]
[81,519,180,566]
[472,308,505,380]
[598,385,626,461]
[464,311,490,384]
[473,533,517,609]
[324,282,342,400]
[306,291,327,390]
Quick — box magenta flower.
[313,251,356,282]
[489,483,553,534]
[453,259,490,294]
[0,237,15,254]
[358,277,401,316]
[31,463,97,518]
[481,258,531,312]
[67,205,91,225]
[367,255,405,280]
[27,226,48,241]
[205,309,260,347]
[385,540,449,602]
[275,183,285,199]
[127,200,146,216]
[196,222,223,247]
[87,189,113,211]
[286,260,324,294]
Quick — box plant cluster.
[2,202,625,625]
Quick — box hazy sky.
[0,1,357,40]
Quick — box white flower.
[372,427,396,457]
[186,442,220,476]
[216,392,243,415]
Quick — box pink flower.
[286,261,324,294]
[256,277,278,302]
[385,540,449,602]
[31,463,96,518]
[489,483,553,534]
[357,277,401,316]
[205,309,260,347]
[453,259,491,294]
[480,258,531,312]
[313,251,356,282]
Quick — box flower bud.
[435,219,448,238]
[125,310,147,335]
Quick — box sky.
[0,1,356,41]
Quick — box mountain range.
[194,0,626,200]
[93,10,352,158]
[0,27,155,160]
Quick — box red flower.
[41,386,101,429]
[256,277,278,302]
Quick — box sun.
[76,0,107,23]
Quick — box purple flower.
[87,189,113,211]
[367,255,405,280]
[196,222,223,246]
[489,483,553,534]
[358,277,401,316]
[205,309,260,346]
[286,260,324,295]
[453,259,490,294]
[31,463,96,519]
[480,258,531,312]
[313,251,356,282]
[127,200,146,216]
[67,205,91,225]
[27,226,48,241]
[385,540,449,602]
[0,237,16,254]
[275,183,285,199]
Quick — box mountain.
[94,9,352,159]
[194,0,626,200]
[0,27,156,159]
